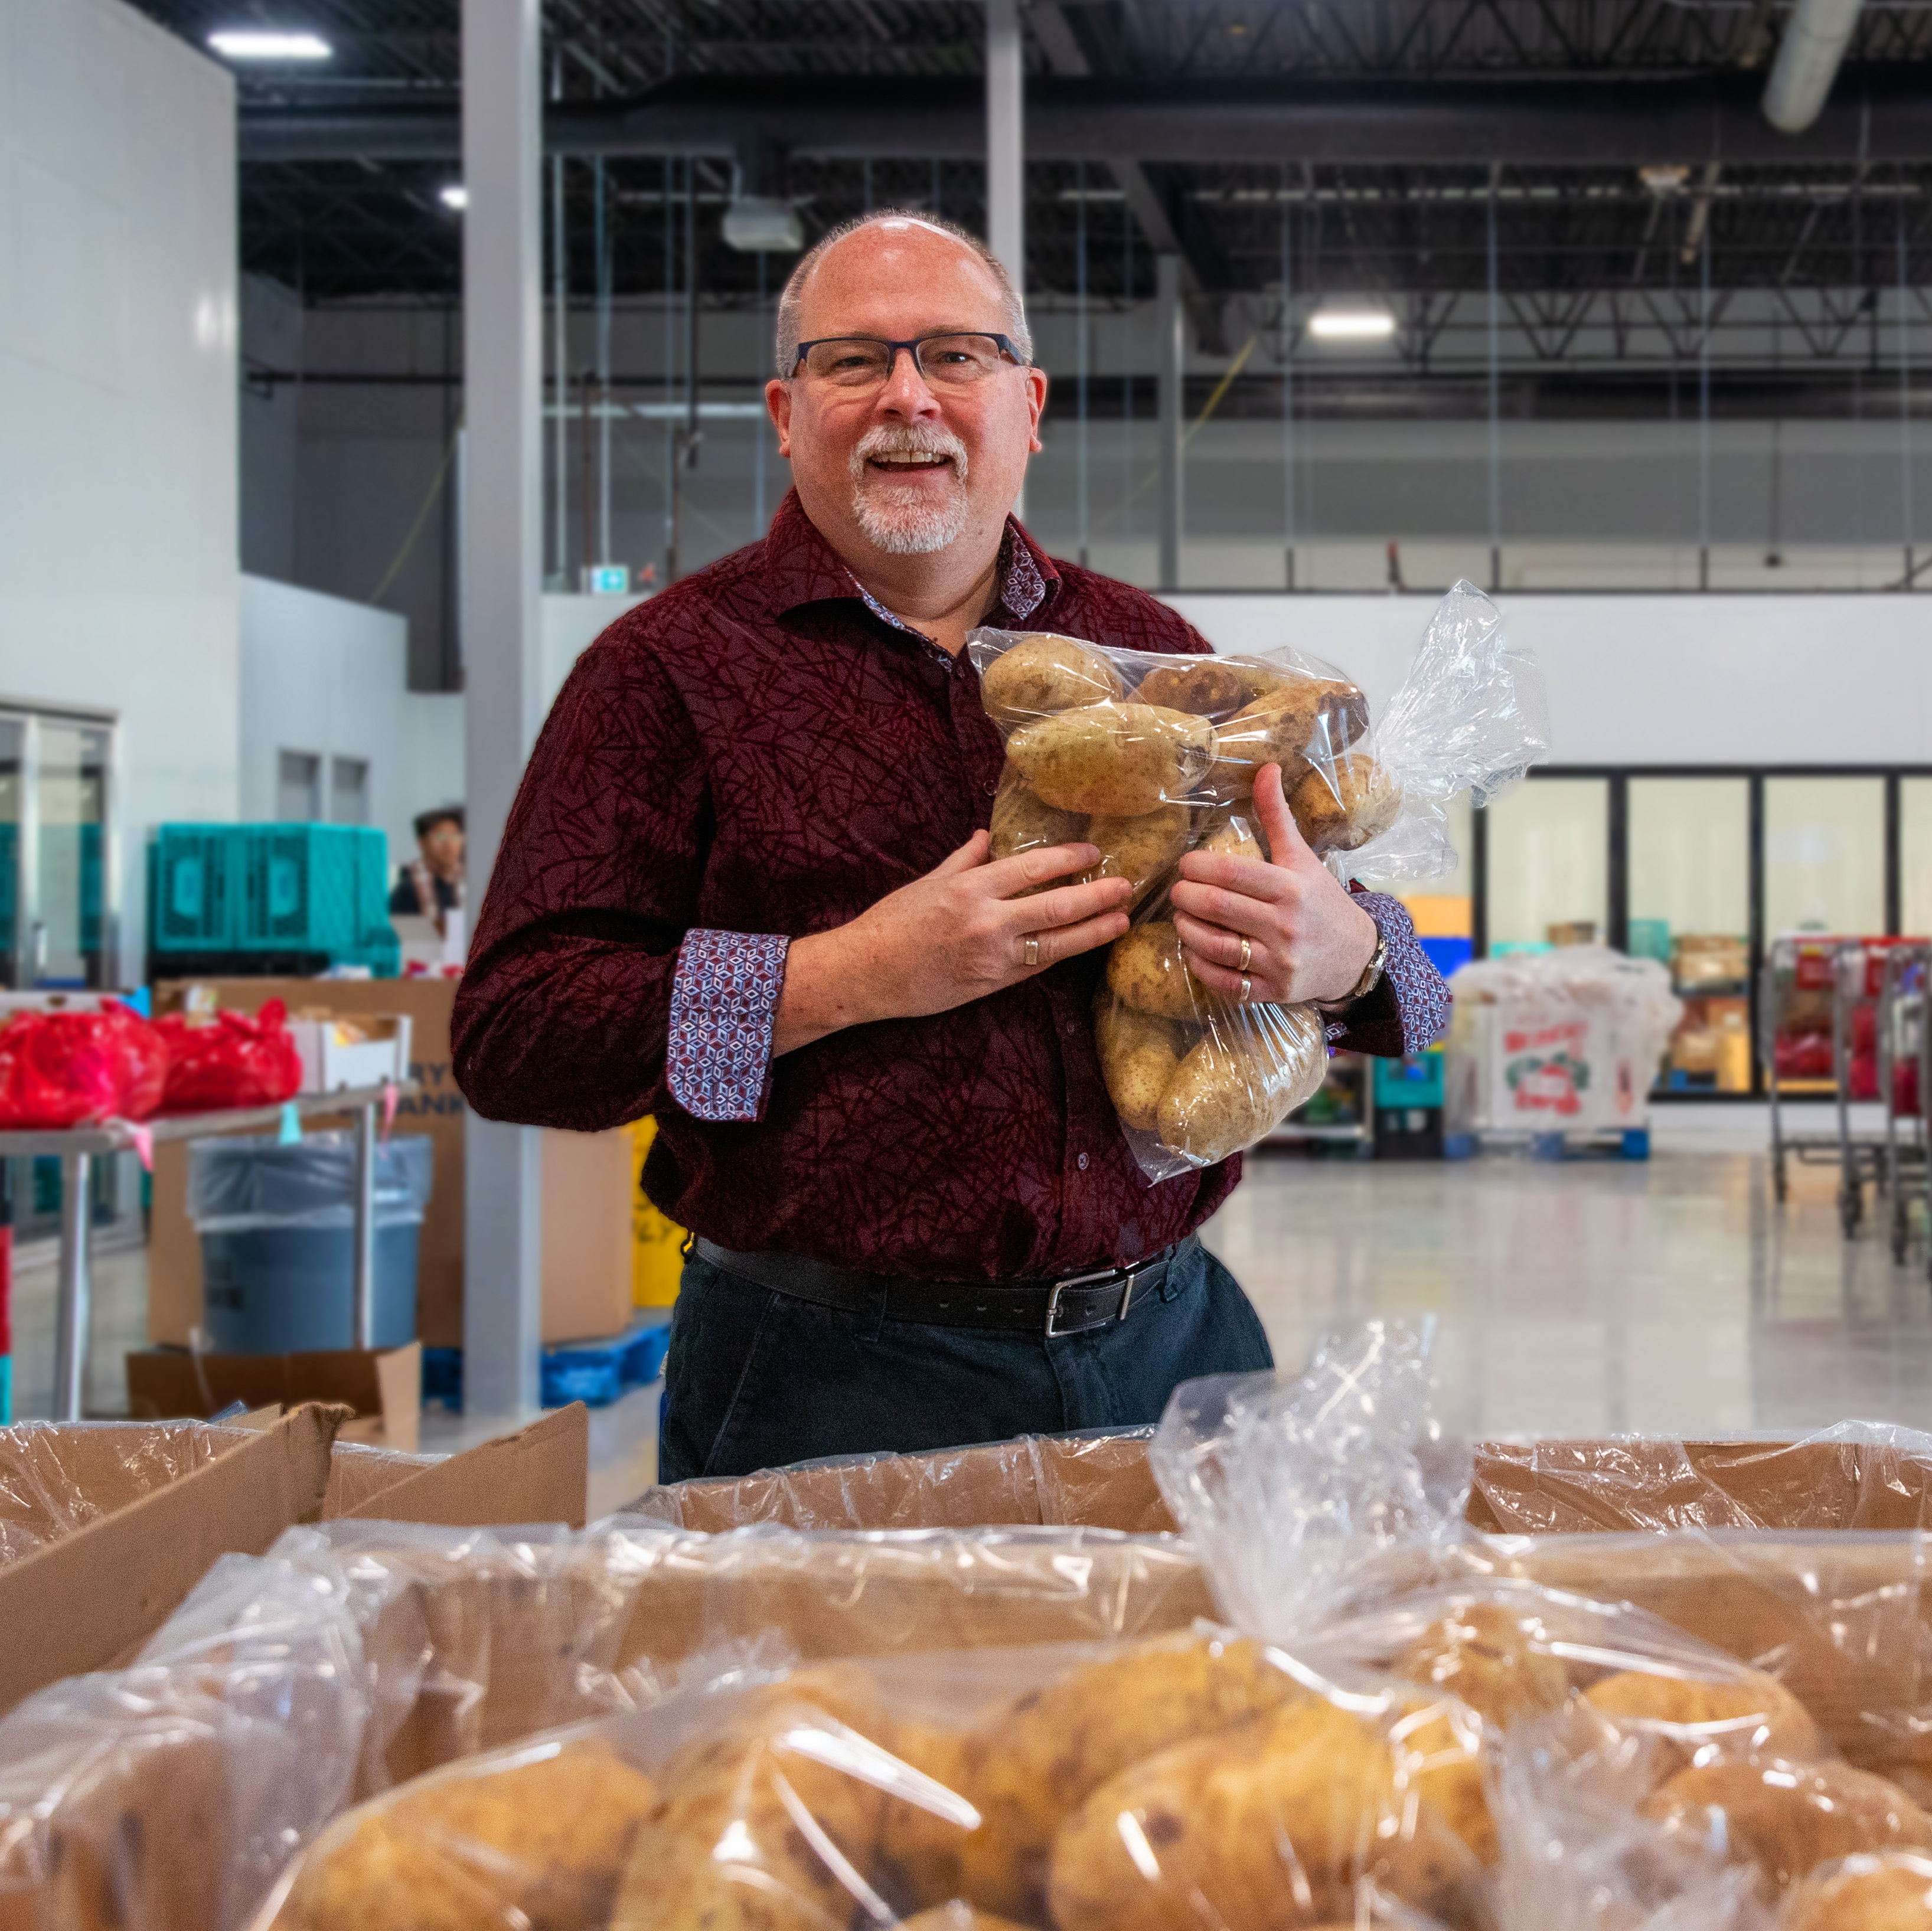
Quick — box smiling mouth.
[866,453,954,473]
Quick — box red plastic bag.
[0,1002,168,1128]
[153,999,303,1113]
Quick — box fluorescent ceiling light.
[1307,308,1396,341]
[207,29,332,59]
[440,185,469,210]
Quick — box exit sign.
[583,563,630,595]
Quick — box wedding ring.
[1238,937,1252,972]
[1024,936,1040,967]
[1239,976,1252,1004]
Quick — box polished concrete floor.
[13,1132,1932,1503]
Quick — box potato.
[1196,808,1269,865]
[884,1635,1300,1925]
[1094,998,1189,1133]
[1393,1600,1571,1731]
[1046,1695,1483,1931]
[981,633,1122,726]
[1289,753,1403,853]
[1156,1012,1327,1165]
[1008,704,1215,816]
[1787,1852,1932,1930]
[1640,1760,1932,1896]
[1105,924,1215,1022]
[897,1911,1037,1931]
[1083,803,1190,911]
[283,1740,658,1931]
[1208,678,1369,793]
[989,767,1087,899]
[1582,1667,1820,1783]
[1133,659,1252,720]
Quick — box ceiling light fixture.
[207,29,332,59]
[1307,307,1396,341]
[440,185,469,210]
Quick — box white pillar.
[462,0,544,1420]
[1157,251,1183,592]
[986,0,1026,521]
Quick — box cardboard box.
[151,978,636,1348]
[125,1342,428,1453]
[0,1400,590,1717]
[288,1011,413,1094]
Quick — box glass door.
[1628,776,1752,1092]
[1483,776,1610,952]
[0,720,21,989]
[1763,776,1885,939]
[30,719,110,989]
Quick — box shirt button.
[984,779,997,796]
[1077,1152,1089,1171]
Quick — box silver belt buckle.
[1045,1260,1153,1339]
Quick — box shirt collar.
[763,488,1061,636]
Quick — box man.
[390,806,466,935]
[452,211,1447,1483]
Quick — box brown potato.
[1156,1012,1328,1165]
[1084,803,1190,911]
[1094,998,1190,1133]
[1134,659,1253,720]
[1582,1668,1820,1783]
[1393,1600,1571,1731]
[1196,808,1269,864]
[885,1635,1300,1925]
[1208,678,1369,794]
[1786,1852,1932,1930]
[980,633,1123,726]
[1640,1760,1932,1896]
[283,1739,658,1931]
[1105,923,1215,1022]
[1289,754,1403,853]
[1046,1695,1483,1931]
[611,1675,890,1931]
[1008,704,1215,817]
[989,767,1087,898]
[897,1911,1039,1931]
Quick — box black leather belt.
[691,1235,1197,1339]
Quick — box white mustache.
[849,424,970,483]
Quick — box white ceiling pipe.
[1763,0,1867,135]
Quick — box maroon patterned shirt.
[452,491,1445,1282]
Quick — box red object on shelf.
[152,999,303,1113]
[0,1002,168,1129]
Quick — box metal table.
[1,1080,420,1421]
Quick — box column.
[461,0,544,1419]
[986,0,1025,521]
[1157,251,1183,592]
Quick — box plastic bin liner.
[0,1001,168,1129]
[154,1000,303,1113]
[187,1131,432,1234]
[967,581,1549,1181]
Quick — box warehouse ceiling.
[133,0,1932,403]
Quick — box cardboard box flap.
[322,1440,443,1518]
[343,1403,588,1530]
[0,1420,252,1568]
[0,1402,348,1717]
[126,1343,422,1453]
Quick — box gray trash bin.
[188,1132,433,1353]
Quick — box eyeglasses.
[791,332,1029,389]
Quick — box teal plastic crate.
[1372,1050,1445,1110]
[151,825,238,953]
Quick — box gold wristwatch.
[1318,934,1388,1013]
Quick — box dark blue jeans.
[657,1239,1272,1485]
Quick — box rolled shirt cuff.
[667,929,791,1122]
[1327,890,1451,1056]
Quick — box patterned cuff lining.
[667,930,791,1122]
[1347,890,1452,1054]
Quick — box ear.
[1025,366,1049,455]
[766,376,792,458]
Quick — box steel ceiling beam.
[239,70,1932,166]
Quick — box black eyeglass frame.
[789,331,1032,378]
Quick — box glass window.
[35,720,107,989]
[1764,776,1885,939]
[1398,792,1474,958]
[277,750,320,822]
[1629,776,1752,1093]
[1483,776,1609,952]
[330,756,370,826]
[1901,777,1932,938]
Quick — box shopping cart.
[1878,942,1932,1266]
[1764,936,1898,1233]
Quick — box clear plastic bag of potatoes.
[968,581,1546,1181]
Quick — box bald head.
[775,210,1032,375]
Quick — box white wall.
[1166,592,1932,768]
[541,592,649,710]
[0,0,239,980]
[239,576,463,875]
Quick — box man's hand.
[774,833,1133,1055]
[1169,762,1379,1008]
